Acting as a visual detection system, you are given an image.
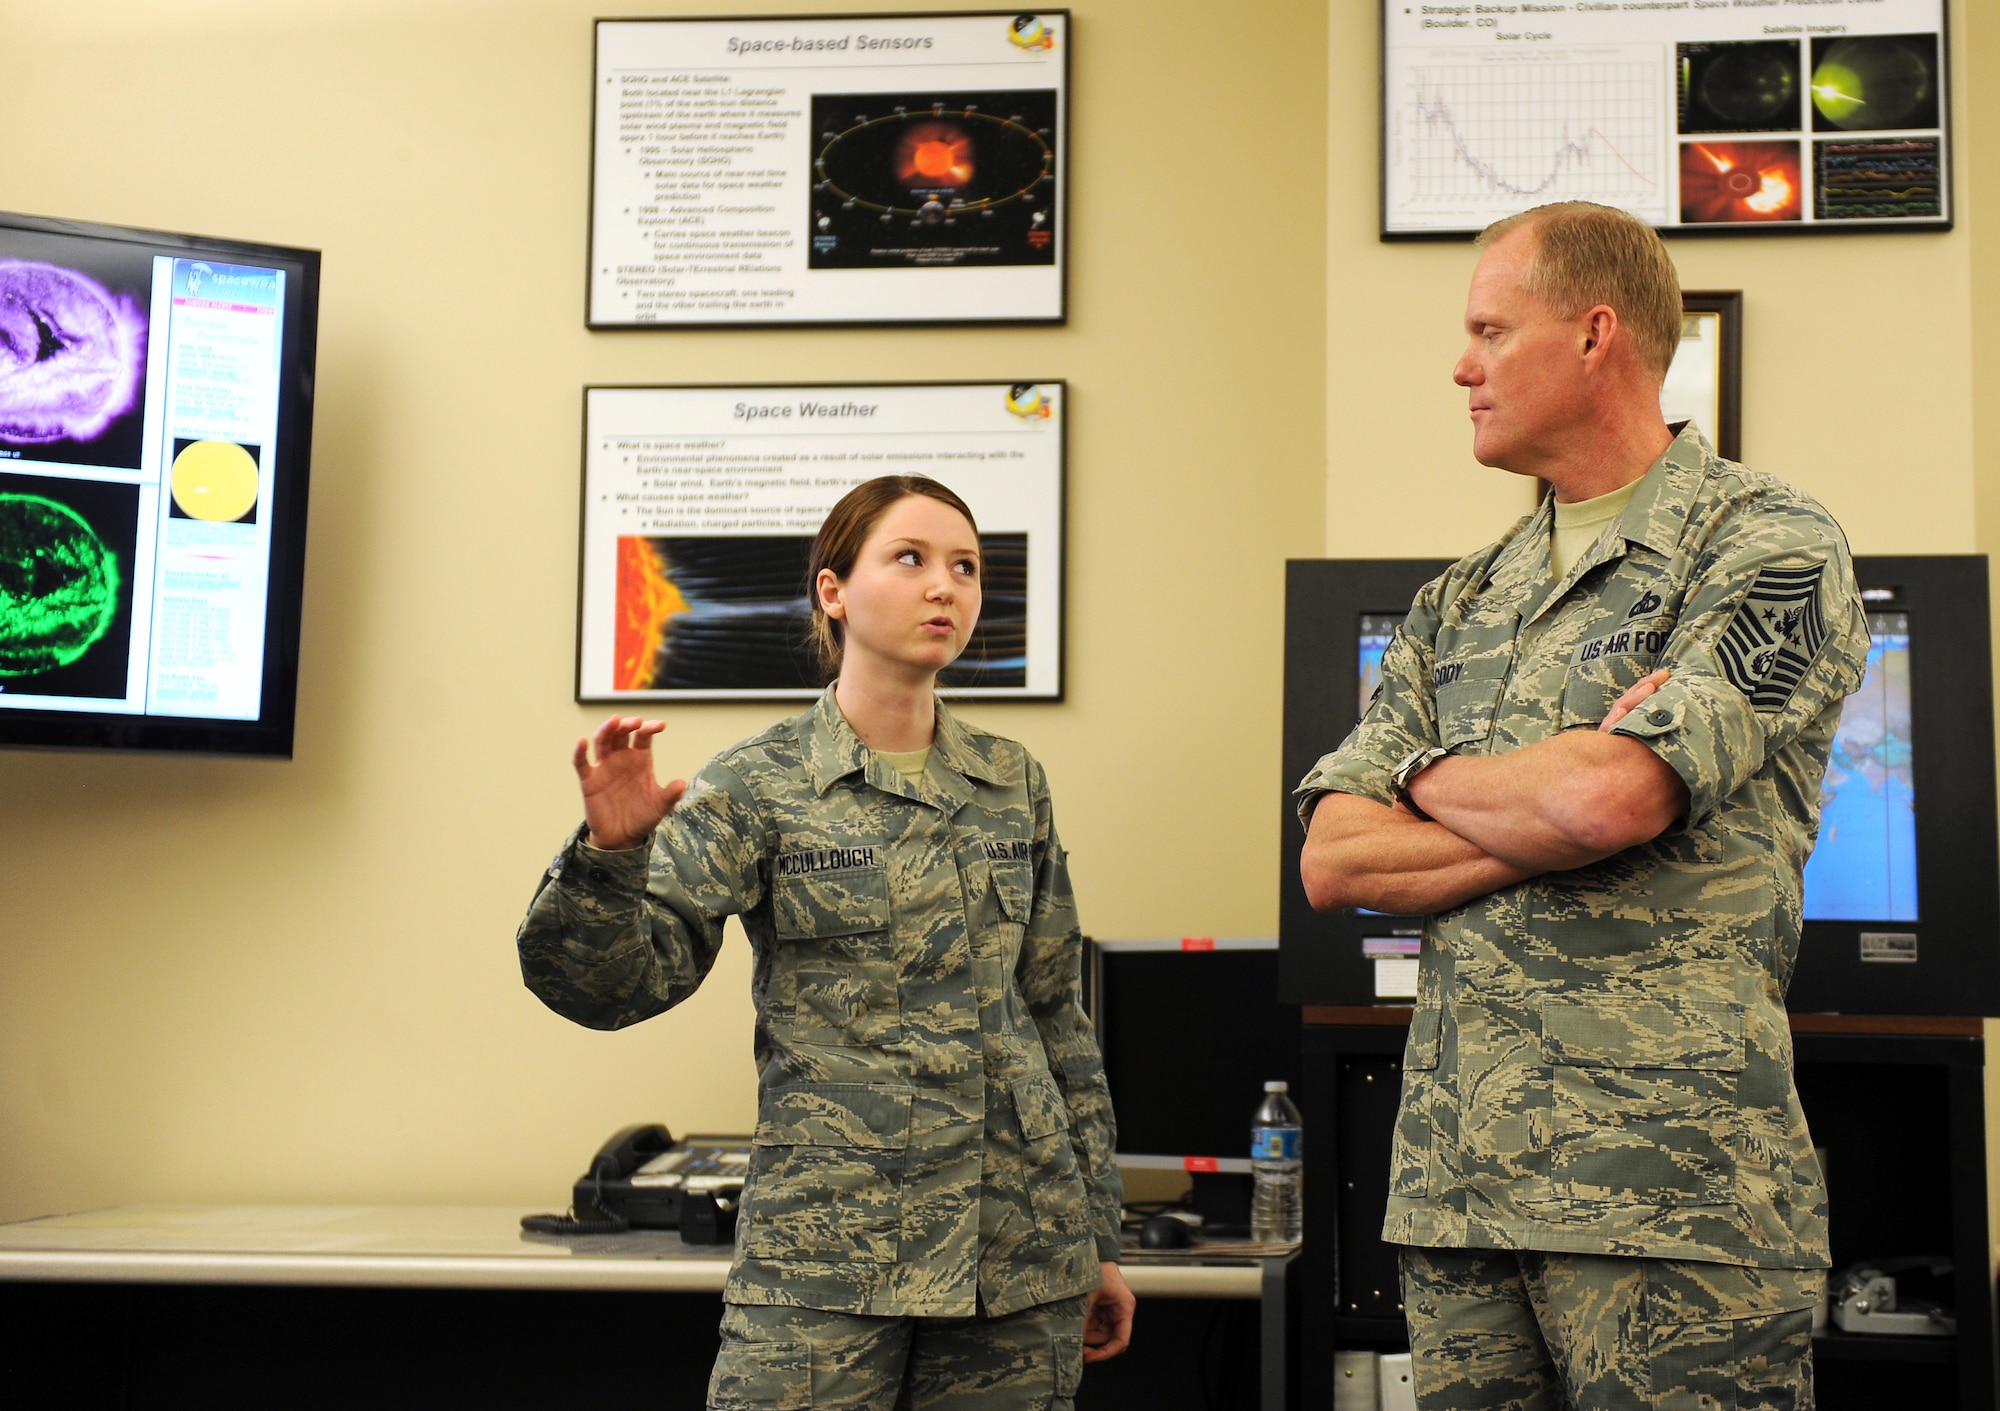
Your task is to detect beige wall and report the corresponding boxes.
[0,0,1328,1221]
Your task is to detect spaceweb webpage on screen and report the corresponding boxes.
[0,238,284,720]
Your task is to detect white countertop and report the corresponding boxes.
[0,1205,1266,1298]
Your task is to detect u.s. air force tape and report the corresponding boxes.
[1717,560,1827,711]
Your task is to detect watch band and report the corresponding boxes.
[1390,745,1449,820]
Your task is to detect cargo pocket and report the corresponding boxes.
[709,1339,812,1410]
[739,1083,913,1263]
[1389,1004,1441,1198]
[792,959,902,1046]
[1014,1072,1089,1241]
[1541,995,1744,1206]
[1052,1331,1083,1405]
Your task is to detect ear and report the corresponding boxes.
[815,567,846,621]
[1579,305,1618,366]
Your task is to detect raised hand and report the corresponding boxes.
[574,716,688,851]
[1600,667,1671,733]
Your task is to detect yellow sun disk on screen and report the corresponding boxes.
[170,441,259,521]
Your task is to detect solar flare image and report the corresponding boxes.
[1680,141,1802,223]
[899,123,975,188]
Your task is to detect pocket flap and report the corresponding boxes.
[1540,996,1745,1071]
[710,1339,812,1410]
[1436,677,1505,747]
[992,862,1034,923]
[1012,1072,1071,1142]
[1405,1004,1442,1071]
[753,1083,914,1148]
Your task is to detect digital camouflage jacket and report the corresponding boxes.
[518,689,1122,1316]
[1296,425,1868,1269]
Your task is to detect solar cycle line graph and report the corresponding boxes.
[1389,53,1669,226]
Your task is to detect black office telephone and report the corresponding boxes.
[521,1124,752,1243]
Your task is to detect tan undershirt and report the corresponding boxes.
[876,746,931,782]
[1550,477,1643,580]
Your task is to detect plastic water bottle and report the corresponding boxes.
[1250,1079,1303,1243]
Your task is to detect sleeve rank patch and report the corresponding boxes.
[1718,561,1828,711]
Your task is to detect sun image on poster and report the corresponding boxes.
[1679,140,1802,223]
[579,382,1064,701]
[614,533,1027,692]
[1677,41,1801,136]
[809,89,1057,270]
[1810,34,1939,133]
[0,233,153,473]
[1804,612,1917,922]
[0,469,140,699]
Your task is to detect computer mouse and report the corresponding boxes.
[1139,1214,1193,1250]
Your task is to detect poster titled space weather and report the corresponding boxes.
[1383,0,1949,234]
[589,13,1068,326]
[577,382,1066,701]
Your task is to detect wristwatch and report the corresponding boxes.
[1390,745,1450,820]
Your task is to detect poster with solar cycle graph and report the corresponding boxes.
[1382,0,1949,235]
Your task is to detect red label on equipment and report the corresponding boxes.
[1181,937,1216,951]
[1184,1156,1220,1173]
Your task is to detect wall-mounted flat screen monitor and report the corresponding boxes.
[1283,557,1998,1017]
[1089,937,1300,1174]
[0,211,319,755]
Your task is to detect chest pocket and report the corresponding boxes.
[772,846,891,941]
[773,845,899,1047]
[1559,617,1677,729]
[1436,671,1508,749]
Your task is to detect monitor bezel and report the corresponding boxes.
[0,210,321,758]
[1088,936,1301,1173]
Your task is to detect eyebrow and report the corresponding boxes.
[886,535,981,558]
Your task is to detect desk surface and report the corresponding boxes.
[0,1206,1266,1298]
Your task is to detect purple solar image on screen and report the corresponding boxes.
[0,260,147,447]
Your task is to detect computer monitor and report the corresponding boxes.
[1280,557,1999,1016]
[0,210,320,755]
[1089,937,1301,1175]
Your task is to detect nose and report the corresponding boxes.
[1454,345,1480,388]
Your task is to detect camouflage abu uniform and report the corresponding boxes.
[518,689,1121,1402]
[1296,427,1867,1406]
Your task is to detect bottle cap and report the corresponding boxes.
[1264,1080,1288,1092]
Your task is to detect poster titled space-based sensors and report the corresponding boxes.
[589,13,1067,326]
[578,383,1065,700]
[1382,0,1948,234]
[0,233,284,720]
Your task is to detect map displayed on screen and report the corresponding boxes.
[1803,612,1917,921]
[1354,609,1918,921]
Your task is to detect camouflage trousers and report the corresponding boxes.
[708,1295,1088,1410]
[1399,1247,1821,1410]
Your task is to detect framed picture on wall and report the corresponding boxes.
[1379,0,1950,237]
[588,12,1070,327]
[1663,290,1742,461]
[577,381,1066,702]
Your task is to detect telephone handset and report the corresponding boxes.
[520,1123,752,1243]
